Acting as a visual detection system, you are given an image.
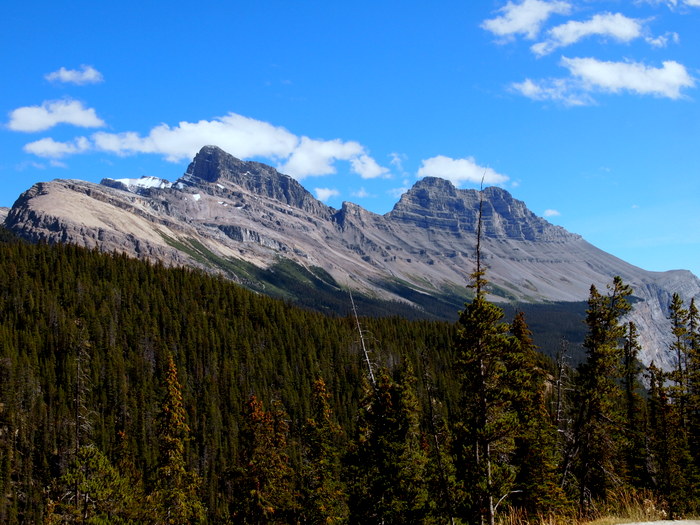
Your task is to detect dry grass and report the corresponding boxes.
[495,488,670,525]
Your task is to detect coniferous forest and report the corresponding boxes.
[1,227,699,524]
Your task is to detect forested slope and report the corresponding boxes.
[0,231,457,522]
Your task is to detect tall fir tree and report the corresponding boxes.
[573,277,631,512]
[227,394,296,524]
[346,366,431,524]
[300,377,348,524]
[508,311,566,515]
[150,354,205,524]
[621,321,648,487]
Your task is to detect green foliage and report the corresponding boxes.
[346,367,432,524]
[2,234,700,522]
[226,395,296,524]
[572,278,632,510]
[44,444,143,524]
[150,354,205,524]
[300,378,348,524]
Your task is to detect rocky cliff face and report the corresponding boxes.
[4,145,698,368]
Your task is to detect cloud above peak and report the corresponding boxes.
[45,65,104,85]
[417,156,509,186]
[482,0,572,40]
[22,112,390,181]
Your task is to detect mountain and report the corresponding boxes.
[5,145,698,367]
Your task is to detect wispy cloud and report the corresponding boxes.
[482,0,572,40]
[8,99,105,132]
[45,65,104,85]
[513,57,695,104]
[531,13,645,56]
[544,209,561,217]
[563,57,694,98]
[417,155,509,186]
[352,187,374,198]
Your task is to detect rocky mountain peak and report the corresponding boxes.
[180,145,324,213]
[389,178,575,243]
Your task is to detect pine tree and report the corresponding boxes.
[150,354,205,524]
[621,321,647,487]
[346,366,430,524]
[669,293,689,428]
[452,277,517,525]
[44,444,142,524]
[508,311,566,515]
[646,363,697,517]
[687,298,700,468]
[300,377,348,524]
[227,394,296,524]
[573,277,631,512]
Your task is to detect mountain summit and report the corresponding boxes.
[5,145,699,367]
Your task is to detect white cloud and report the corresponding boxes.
[544,209,561,217]
[93,113,298,162]
[8,99,105,132]
[645,31,680,47]
[45,65,104,85]
[514,58,695,104]
[562,57,695,99]
[278,136,362,178]
[482,0,572,40]
[417,155,509,186]
[350,154,390,179]
[532,13,645,56]
[388,186,410,199]
[511,77,593,105]
[352,187,374,198]
[314,188,340,201]
[23,136,91,158]
[23,112,389,180]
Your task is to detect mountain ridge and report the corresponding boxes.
[4,145,699,368]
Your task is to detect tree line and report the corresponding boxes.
[0,229,698,523]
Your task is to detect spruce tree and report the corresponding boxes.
[228,394,296,524]
[346,366,430,524]
[621,321,647,487]
[300,377,348,524]
[150,354,205,524]
[573,277,631,512]
[508,311,566,514]
[452,274,517,525]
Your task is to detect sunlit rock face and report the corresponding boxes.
[6,145,699,369]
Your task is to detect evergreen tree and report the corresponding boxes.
[150,354,205,524]
[646,363,697,517]
[227,394,296,524]
[508,311,566,515]
[346,366,431,524]
[687,298,700,468]
[44,444,142,524]
[669,293,689,427]
[452,271,517,525]
[300,377,348,524]
[621,321,647,487]
[573,277,631,512]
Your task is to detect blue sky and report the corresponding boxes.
[2,0,700,276]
